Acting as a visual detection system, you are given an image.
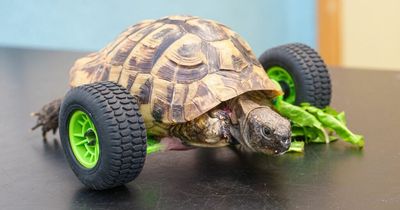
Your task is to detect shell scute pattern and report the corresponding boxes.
[69,16,280,125]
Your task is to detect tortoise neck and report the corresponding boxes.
[228,91,273,144]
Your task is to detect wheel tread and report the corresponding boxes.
[60,81,147,190]
[259,43,332,107]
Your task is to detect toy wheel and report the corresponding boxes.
[59,81,147,190]
[259,43,332,108]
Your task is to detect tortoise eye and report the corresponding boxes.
[261,127,272,138]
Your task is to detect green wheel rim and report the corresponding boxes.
[267,66,296,104]
[68,110,100,169]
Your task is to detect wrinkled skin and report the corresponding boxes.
[31,98,61,140]
[218,93,292,155]
[171,93,292,155]
[242,107,291,154]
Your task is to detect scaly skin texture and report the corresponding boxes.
[31,98,61,140]
[169,108,232,147]
[169,91,291,154]
[229,92,291,154]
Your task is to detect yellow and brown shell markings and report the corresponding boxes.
[69,15,281,126]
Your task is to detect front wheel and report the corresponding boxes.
[59,81,147,190]
[259,43,332,108]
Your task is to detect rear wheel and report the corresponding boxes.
[259,43,332,108]
[59,81,147,190]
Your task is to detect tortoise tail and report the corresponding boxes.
[31,98,62,140]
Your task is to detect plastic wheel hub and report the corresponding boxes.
[267,66,296,104]
[68,110,100,169]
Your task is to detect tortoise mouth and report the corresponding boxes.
[257,148,287,155]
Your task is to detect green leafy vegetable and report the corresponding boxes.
[301,104,364,148]
[146,137,163,154]
[322,105,347,125]
[274,99,329,144]
[288,141,305,153]
[273,99,364,153]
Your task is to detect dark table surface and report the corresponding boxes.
[0,47,399,210]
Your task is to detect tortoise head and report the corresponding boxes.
[241,106,291,155]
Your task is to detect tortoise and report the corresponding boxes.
[32,15,331,190]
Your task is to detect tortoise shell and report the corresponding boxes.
[69,15,281,124]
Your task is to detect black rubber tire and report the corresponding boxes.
[259,43,332,108]
[59,81,147,190]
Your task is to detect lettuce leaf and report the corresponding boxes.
[146,137,163,154]
[273,99,364,152]
[301,104,364,148]
[274,100,329,144]
[288,141,305,153]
